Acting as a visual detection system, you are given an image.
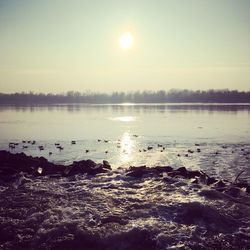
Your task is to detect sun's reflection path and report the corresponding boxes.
[112,116,136,122]
[120,132,134,163]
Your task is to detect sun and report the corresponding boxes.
[119,32,134,50]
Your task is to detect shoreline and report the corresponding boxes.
[1,150,249,194]
[0,150,250,249]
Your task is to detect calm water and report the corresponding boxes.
[1,103,250,141]
[0,103,250,178]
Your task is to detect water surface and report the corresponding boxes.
[1,103,250,141]
[0,103,250,179]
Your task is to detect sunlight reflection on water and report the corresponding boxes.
[120,132,134,163]
[111,116,136,122]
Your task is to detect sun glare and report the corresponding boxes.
[119,32,134,50]
[120,132,134,163]
[112,116,136,122]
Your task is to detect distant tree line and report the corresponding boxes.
[0,89,250,104]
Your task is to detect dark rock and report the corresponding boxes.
[162,176,177,184]
[103,160,111,170]
[0,150,110,179]
[64,159,109,176]
[147,146,153,150]
[0,150,62,177]
[0,166,18,176]
[206,177,217,185]
[188,170,201,178]
[169,167,188,178]
[127,166,147,178]
[177,167,187,173]
[153,166,173,173]
[127,165,174,178]
[85,159,98,168]
[63,166,73,176]
[91,163,106,173]
[129,165,146,171]
[167,167,201,179]
[127,169,145,178]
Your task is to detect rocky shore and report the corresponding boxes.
[0,150,111,180]
[0,150,250,249]
[0,150,249,194]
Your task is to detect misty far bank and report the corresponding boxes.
[0,89,250,105]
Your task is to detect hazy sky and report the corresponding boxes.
[0,0,249,93]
